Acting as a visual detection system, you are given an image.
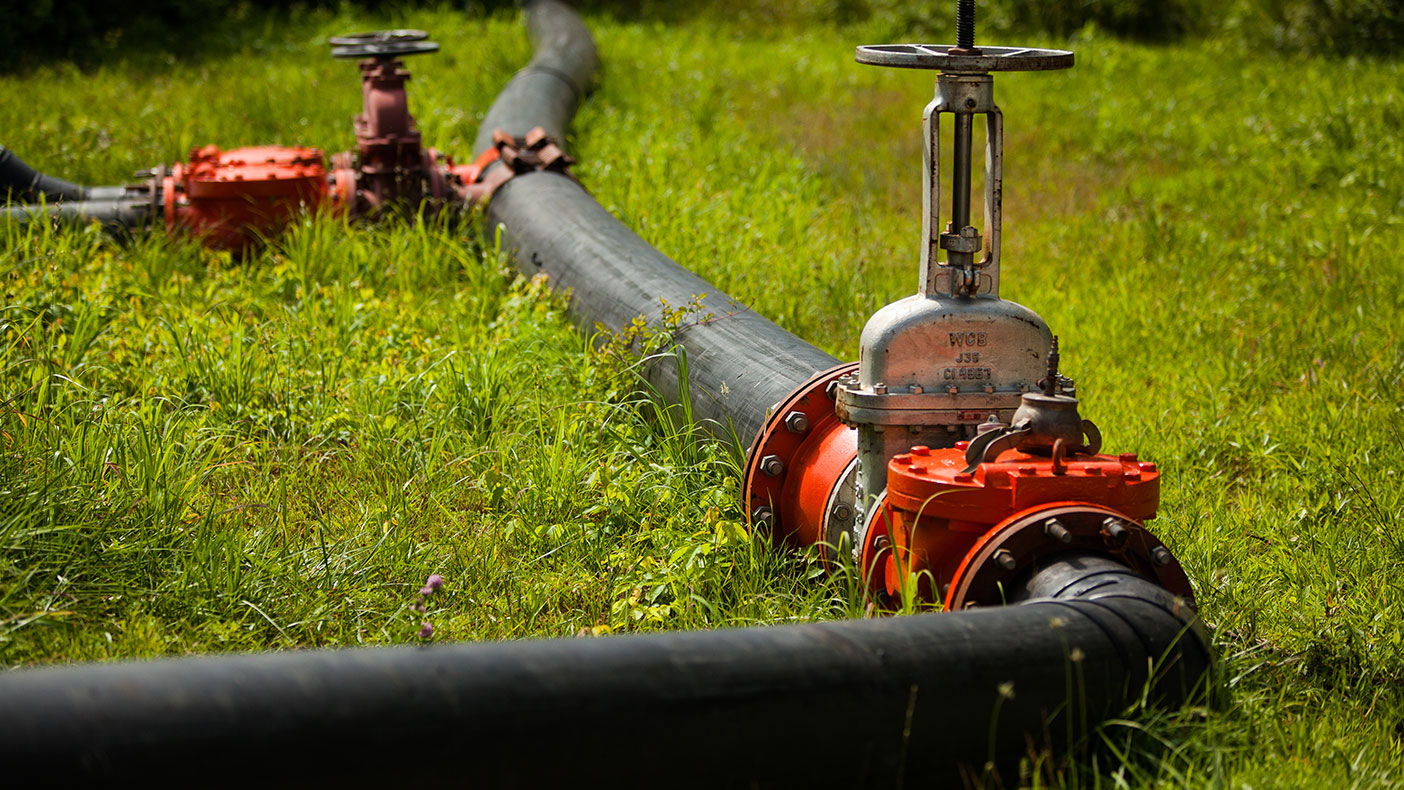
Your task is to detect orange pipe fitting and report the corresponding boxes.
[742,362,859,563]
[865,441,1194,610]
[163,145,331,252]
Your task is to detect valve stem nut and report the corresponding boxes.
[993,549,1017,571]
[783,411,810,435]
[1043,518,1073,544]
[1101,517,1129,548]
[759,455,784,477]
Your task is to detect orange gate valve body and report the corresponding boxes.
[163,145,331,253]
[869,441,1189,609]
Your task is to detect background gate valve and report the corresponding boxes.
[327,30,456,216]
[4,28,506,253]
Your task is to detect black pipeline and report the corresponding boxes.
[0,1,1212,785]
[478,1,838,445]
[0,556,1207,787]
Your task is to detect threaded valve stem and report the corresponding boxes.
[956,0,976,50]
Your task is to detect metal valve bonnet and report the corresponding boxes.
[836,1,1074,534]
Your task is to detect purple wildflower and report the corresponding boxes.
[417,622,434,639]
[420,573,445,595]
[411,599,425,613]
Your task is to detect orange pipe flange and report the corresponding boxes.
[742,362,858,562]
[945,502,1196,610]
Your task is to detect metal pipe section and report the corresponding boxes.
[0,559,1209,787]
[951,113,973,229]
[0,144,127,203]
[2,196,150,230]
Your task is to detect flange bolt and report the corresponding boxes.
[760,455,785,477]
[784,411,810,434]
[752,506,774,527]
[1101,517,1129,548]
[1151,546,1174,566]
[1043,518,1073,544]
[993,549,1018,570]
[830,502,855,523]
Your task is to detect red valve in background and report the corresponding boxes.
[142,30,481,254]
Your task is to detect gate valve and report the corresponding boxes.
[328,30,452,215]
[837,2,1074,558]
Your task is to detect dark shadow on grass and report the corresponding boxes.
[1,0,520,75]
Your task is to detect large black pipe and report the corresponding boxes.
[0,3,1213,784]
[0,558,1207,787]
[487,173,840,443]
[480,2,839,444]
[473,0,599,154]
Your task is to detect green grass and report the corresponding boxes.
[5,4,1404,787]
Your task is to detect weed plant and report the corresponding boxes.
[3,3,1404,787]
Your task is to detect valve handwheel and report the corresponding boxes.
[854,44,1073,73]
[329,30,440,59]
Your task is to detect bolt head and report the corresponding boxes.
[993,549,1018,570]
[783,411,810,434]
[1151,546,1173,566]
[830,502,854,522]
[751,506,774,526]
[760,454,784,477]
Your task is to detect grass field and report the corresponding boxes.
[4,3,1404,786]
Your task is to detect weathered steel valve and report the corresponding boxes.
[742,2,1194,614]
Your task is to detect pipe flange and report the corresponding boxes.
[820,456,860,563]
[946,503,1195,611]
[742,362,857,545]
